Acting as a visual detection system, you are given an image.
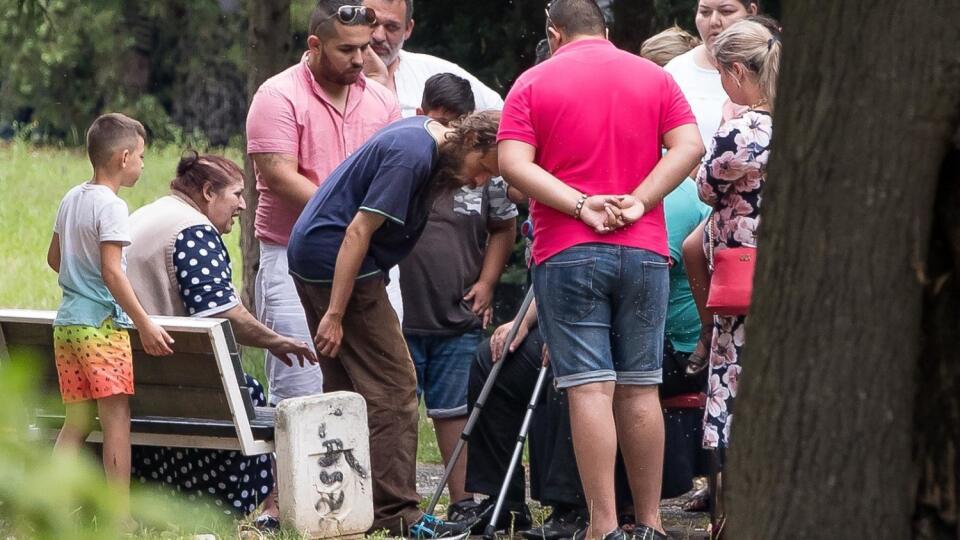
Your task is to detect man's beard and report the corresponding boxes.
[318,49,361,86]
[372,40,400,67]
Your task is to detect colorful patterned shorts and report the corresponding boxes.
[53,319,134,403]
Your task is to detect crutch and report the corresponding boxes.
[482,361,550,540]
[412,287,537,536]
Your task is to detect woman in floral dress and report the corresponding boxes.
[696,19,781,451]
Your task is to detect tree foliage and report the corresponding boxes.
[0,0,778,145]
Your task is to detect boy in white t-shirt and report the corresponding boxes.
[46,113,174,511]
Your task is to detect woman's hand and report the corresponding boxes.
[314,313,344,359]
[269,337,318,367]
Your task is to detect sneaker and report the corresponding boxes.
[410,514,472,539]
[571,527,630,540]
[520,506,589,540]
[446,497,533,535]
[447,498,484,523]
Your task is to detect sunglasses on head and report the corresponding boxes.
[324,5,377,27]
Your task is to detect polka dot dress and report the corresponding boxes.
[173,225,239,316]
[131,375,274,516]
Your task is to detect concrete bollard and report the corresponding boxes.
[275,391,373,539]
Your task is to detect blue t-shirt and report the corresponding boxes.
[287,116,439,284]
[664,178,712,353]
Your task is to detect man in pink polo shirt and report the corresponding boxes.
[498,1,704,539]
[246,0,401,406]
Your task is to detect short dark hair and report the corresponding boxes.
[421,73,475,118]
[546,0,605,38]
[170,151,244,199]
[86,113,146,169]
[309,0,364,38]
[394,0,414,24]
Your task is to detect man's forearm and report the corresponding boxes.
[477,221,517,286]
[252,154,318,209]
[326,228,370,319]
[268,173,318,209]
[631,141,704,208]
[502,160,581,214]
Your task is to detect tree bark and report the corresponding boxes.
[241,0,291,310]
[724,2,960,538]
[611,0,657,54]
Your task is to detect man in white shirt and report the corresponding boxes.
[363,0,504,322]
[362,0,503,115]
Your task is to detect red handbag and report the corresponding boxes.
[705,219,756,316]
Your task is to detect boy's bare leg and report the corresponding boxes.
[434,416,471,503]
[98,394,131,512]
[567,381,618,538]
[55,400,96,454]
[613,385,665,532]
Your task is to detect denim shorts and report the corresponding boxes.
[406,330,483,418]
[532,243,669,389]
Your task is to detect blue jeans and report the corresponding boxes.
[406,330,483,418]
[532,243,669,389]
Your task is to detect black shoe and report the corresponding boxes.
[252,514,280,531]
[447,498,484,523]
[571,527,630,540]
[410,514,472,539]
[520,506,589,540]
[632,525,672,540]
[447,497,532,535]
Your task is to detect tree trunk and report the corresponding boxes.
[611,0,656,54]
[724,2,960,538]
[241,0,291,310]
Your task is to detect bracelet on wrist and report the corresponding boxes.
[573,194,588,220]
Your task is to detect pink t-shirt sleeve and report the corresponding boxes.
[246,87,299,156]
[659,73,697,136]
[497,77,536,147]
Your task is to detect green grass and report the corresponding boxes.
[0,141,441,465]
[0,141,245,309]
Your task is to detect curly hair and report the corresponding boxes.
[430,110,501,194]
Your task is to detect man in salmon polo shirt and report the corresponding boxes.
[246,0,400,406]
[497,1,704,539]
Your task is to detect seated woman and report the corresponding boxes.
[125,152,316,523]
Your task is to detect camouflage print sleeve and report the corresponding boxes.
[486,178,519,222]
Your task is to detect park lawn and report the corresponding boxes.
[0,142,442,465]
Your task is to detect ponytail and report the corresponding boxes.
[713,19,782,109]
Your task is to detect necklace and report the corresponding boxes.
[750,97,769,110]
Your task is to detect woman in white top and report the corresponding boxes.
[665,0,760,374]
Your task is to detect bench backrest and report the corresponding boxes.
[0,309,273,455]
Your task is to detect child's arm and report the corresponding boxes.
[100,241,174,356]
[47,233,61,273]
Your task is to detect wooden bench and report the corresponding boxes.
[0,309,274,456]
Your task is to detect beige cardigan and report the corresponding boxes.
[126,192,216,317]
